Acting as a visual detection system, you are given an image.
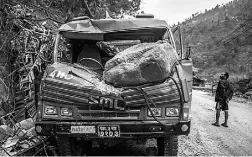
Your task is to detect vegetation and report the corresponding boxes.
[176,0,252,81]
[0,0,141,115]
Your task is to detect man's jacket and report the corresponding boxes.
[215,79,234,102]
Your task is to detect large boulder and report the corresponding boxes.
[236,82,248,94]
[103,40,178,87]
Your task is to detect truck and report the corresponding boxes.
[35,15,193,156]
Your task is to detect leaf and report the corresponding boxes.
[41,21,47,26]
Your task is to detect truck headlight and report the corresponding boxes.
[61,108,73,117]
[45,105,57,115]
[148,108,162,117]
[165,107,179,116]
[183,107,190,119]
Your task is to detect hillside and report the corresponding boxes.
[178,0,252,81]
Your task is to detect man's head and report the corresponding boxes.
[220,72,229,80]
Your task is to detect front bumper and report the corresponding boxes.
[35,120,191,138]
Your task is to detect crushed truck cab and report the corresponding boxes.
[35,16,193,156]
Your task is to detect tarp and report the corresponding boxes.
[58,18,169,40]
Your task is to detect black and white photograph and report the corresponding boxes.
[0,0,252,156]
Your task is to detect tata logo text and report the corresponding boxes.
[49,70,73,80]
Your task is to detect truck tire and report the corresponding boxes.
[157,135,178,156]
[56,135,72,156]
[146,147,158,156]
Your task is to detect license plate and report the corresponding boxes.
[98,125,120,137]
[70,126,96,133]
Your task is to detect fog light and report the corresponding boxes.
[181,124,188,132]
[36,126,42,133]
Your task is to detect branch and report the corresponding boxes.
[12,17,64,24]
[0,23,14,51]
[81,0,94,19]
[0,77,8,93]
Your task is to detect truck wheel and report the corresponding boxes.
[56,135,72,156]
[157,135,178,156]
[146,147,158,156]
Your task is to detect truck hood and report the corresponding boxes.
[43,62,121,96]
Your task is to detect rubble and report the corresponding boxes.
[244,90,252,99]
[14,118,34,131]
[0,118,51,156]
[0,125,13,141]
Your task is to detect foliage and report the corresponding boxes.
[0,0,141,114]
[176,0,252,80]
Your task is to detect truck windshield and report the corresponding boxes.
[54,28,174,65]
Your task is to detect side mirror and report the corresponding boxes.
[185,46,191,59]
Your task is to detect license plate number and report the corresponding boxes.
[98,125,120,137]
[71,126,95,133]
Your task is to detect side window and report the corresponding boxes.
[58,37,72,63]
[163,29,176,50]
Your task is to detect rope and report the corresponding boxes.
[122,62,184,126]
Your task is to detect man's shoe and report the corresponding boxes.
[221,123,228,127]
[212,122,220,127]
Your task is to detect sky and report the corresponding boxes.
[141,0,234,25]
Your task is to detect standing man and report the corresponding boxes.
[212,72,234,127]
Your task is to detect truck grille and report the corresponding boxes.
[42,78,141,120]
[122,79,181,106]
[77,105,140,119]
[42,76,181,120]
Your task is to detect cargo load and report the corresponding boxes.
[103,40,179,87]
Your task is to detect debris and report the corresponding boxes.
[0,125,13,141]
[16,130,27,138]
[94,81,122,96]
[234,91,242,97]
[26,127,36,137]
[245,91,252,96]
[1,137,19,148]
[14,118,34,131]
[0,118,51,156]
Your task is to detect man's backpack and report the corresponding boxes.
[222,81,233,101]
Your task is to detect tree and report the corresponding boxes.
[31,0,141,20]
[0,0,141,113]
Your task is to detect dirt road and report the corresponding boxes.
[179,90,252,156]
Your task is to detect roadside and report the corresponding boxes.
[179,90,252,156]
